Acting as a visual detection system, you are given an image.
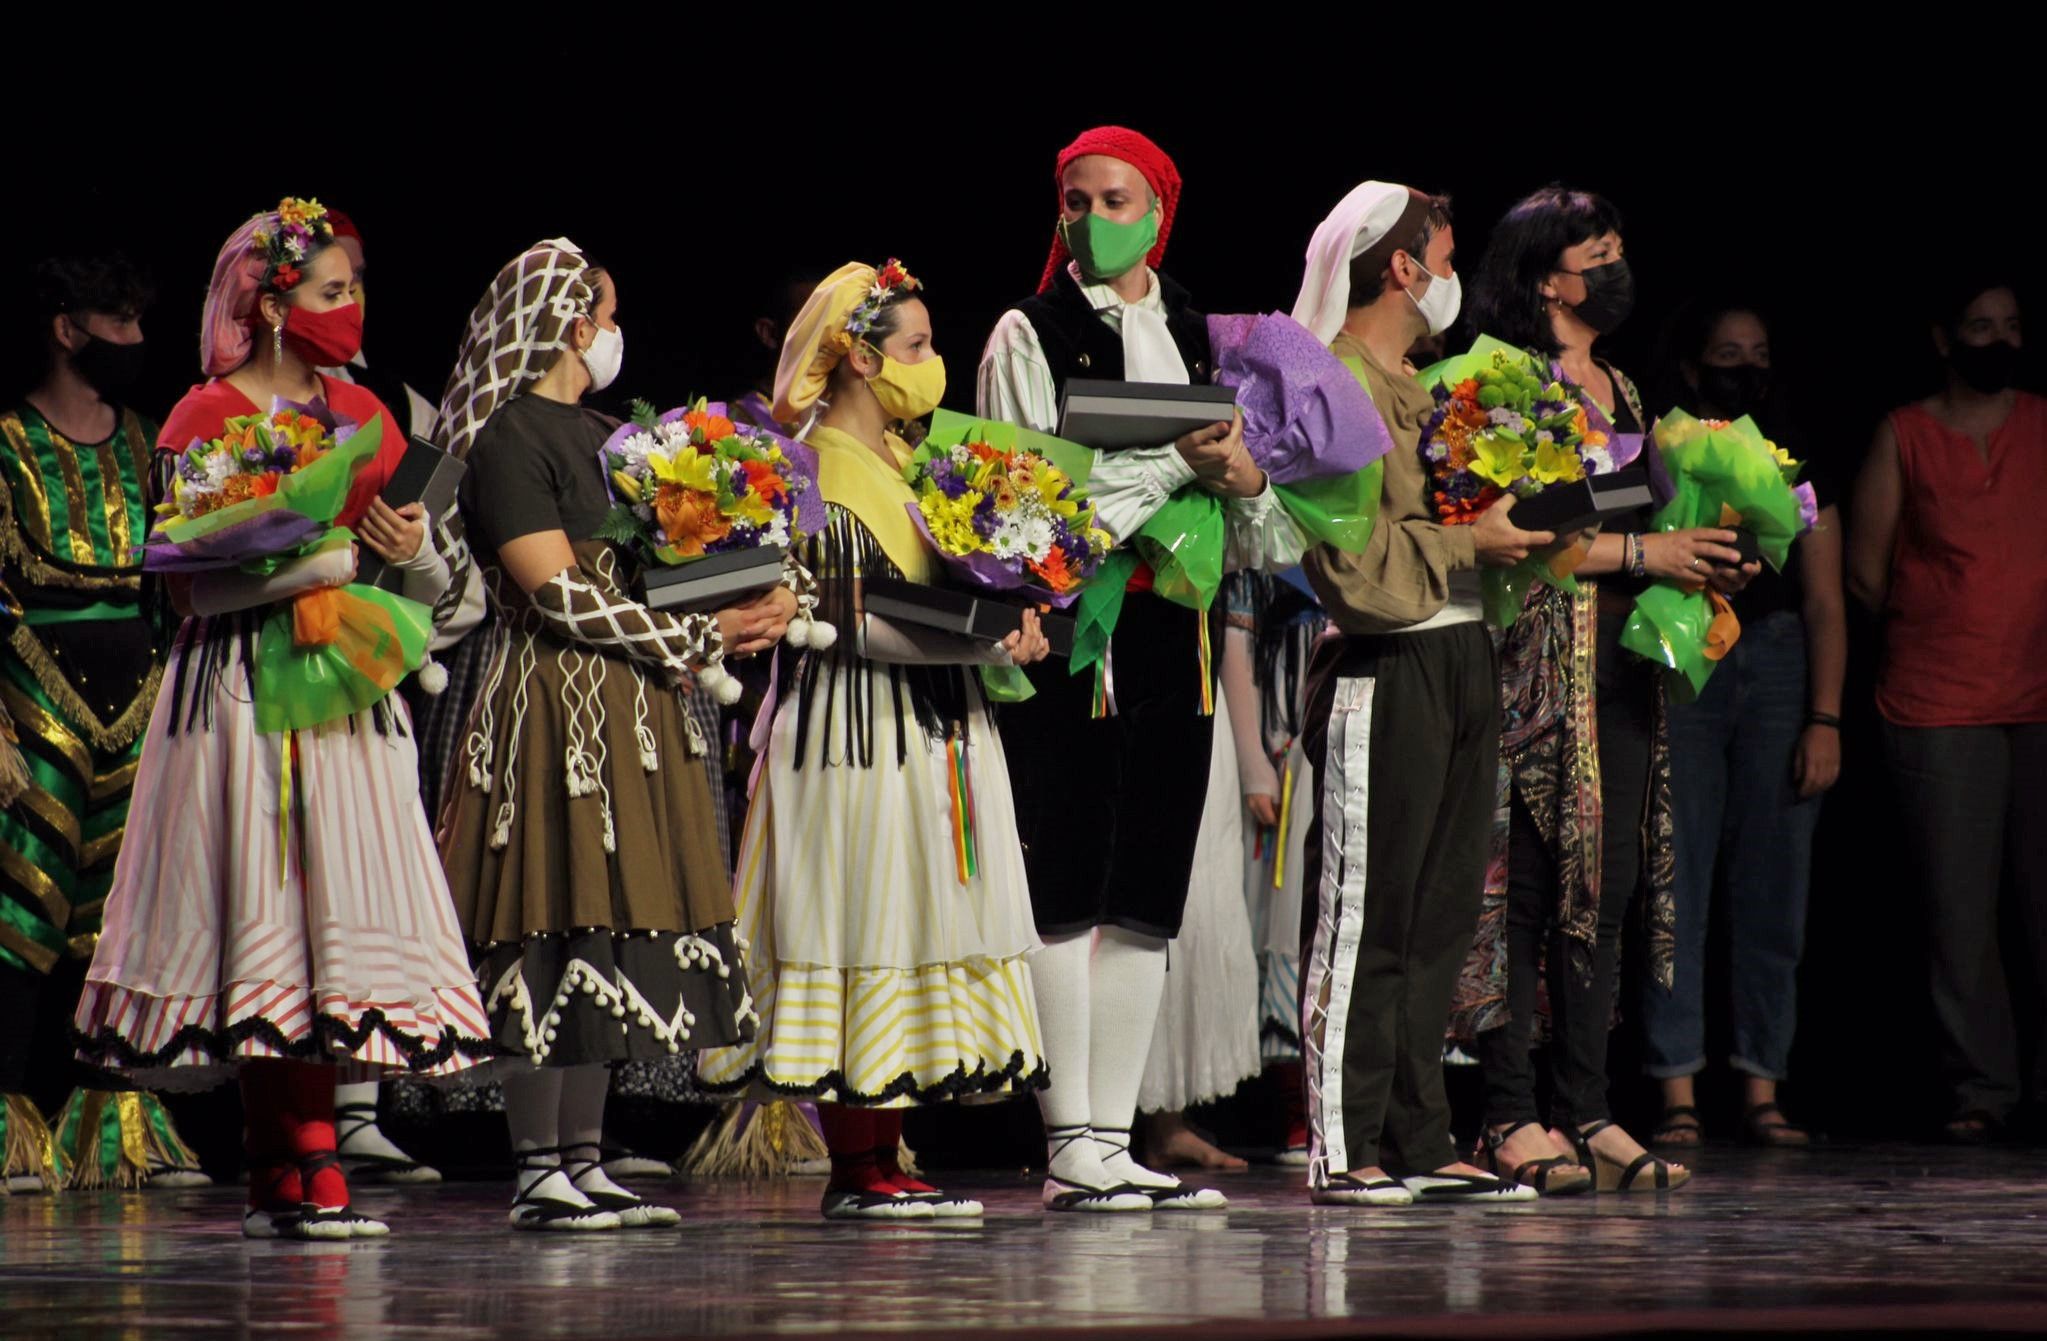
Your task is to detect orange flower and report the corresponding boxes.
[654,484,731,557]
[740,459,787,501]
[682,410,737,444]
[1030,546,1075,593]
[251,474,280,499]
[968,441,1001,462]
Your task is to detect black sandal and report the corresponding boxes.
[1651,1105,1705,1147]
[1040,1125,1149,1213]
[1478,1121,1592,1196]
[559,1144,681,1228]
[1568,1120,1690,1193]
[335,1101,441,1184]
[1741,1103,1811,1148]
[286,1152,389,1239]
[511,1147,622,1232]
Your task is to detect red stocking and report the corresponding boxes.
[277,1062,348,1209]
[817,1104,889,1196]
[239,1062,301,1211]
[1271,1059,1308,1151]
[872,1110,936,1195]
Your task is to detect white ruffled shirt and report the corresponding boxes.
[976,264,1304,570]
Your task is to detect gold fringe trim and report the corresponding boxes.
[0,412,146,596]
[0,920,58,974]
[1,1092,59,1191]
[0,676,91,785]
[679,1101,830,1178]
[66,930,97,960]
[6,624,162,755]
[55,1089,197,1191]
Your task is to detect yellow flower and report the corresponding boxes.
[1767,440,1798,470]
[1529,439,1587,486]
[647,448,718,493]
[730,490,774,527]
[613,471,645,504]
[1469,431,1528,488]
[919,490,984,555]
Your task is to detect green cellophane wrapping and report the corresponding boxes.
[1621,410,1805,700]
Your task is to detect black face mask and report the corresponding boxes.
[1566,256,1635,333]
[1695,362,1772,419]
[69,334,147,401]
[1948,338,2022,395]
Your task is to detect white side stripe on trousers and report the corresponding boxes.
[1302,675,1373,1188]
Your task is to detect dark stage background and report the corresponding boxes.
[4,70,2039,1158]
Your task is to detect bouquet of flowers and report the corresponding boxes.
[1620,409,1817,698]
[598,398,822,565]
[596,399,832,698]
[903,412,1110,606]
[1418,334,1646,626]
[144,400,429,735]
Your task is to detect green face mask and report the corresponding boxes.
[1060,208,1159,282]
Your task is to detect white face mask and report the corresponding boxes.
[1405,260,1462,336]
[581,323,624,392]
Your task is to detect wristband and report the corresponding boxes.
[1807,712,1841,729]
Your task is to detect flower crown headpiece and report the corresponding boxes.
[844,259,921,342]
[250,197,335,293]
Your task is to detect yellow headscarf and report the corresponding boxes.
[776,263,936,581]
[772,262,875,425]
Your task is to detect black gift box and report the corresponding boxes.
[356,436,467,590]
[1055,380,1238,452]
[1507,467,1654,534]
[862,578,1075,657]
[640,546,786,612]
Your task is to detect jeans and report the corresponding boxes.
[1644,610,1819,1081]
[1881,718,2047,1121]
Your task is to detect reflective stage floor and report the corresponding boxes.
[4,1145,2046,1339]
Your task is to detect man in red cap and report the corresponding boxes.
[978,126,1303,1214]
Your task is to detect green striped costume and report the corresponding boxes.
[0,402,199,1190]
[0,404,160,976]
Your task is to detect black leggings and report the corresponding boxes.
[1477,612,1655,1129]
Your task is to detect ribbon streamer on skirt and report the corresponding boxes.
[945,734,978,885]
[1272,749,1296,892]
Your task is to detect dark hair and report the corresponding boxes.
[1466,185,1624,356]
[1653,296,1771,416]
[31,251,154,329]
[1347,191,1453,305]
[1927,269,2019,334]
[858,285,927,351]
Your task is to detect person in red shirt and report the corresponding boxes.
[72,199,493,1239]
[1850,274,2047,1144]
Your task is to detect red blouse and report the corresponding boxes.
[1878,392,2047,727]
[156,374,406,531]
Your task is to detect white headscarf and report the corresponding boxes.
[1291,182,1418,345]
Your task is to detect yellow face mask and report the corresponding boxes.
[864,349,946,422]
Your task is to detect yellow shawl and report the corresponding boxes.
[809,424,935,584]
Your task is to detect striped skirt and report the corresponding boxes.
[697,678,1046,1107]
[74,629,494,1090]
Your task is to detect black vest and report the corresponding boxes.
[1012,267,1212,400]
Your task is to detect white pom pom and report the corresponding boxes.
[417,657,449,695]
[785,619,810,650]
[699,662,744,706]
[807,618,838,651]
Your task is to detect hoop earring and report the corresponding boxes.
[272,324,284,361]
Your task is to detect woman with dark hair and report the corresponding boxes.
[1458,186,1756,1194]
[436,240,793,1231]
[1640,301,1845,1149]
[72,199,494,1239]
[698,261,1052,1222]
[1849,275,2047,1144]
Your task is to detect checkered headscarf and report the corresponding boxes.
[434,239,597,460]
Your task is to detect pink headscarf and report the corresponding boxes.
[199,215,272,376]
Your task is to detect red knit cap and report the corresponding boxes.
[326,208,362,246]
[1037,126,1182,293]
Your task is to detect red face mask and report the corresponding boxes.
[281,302,364,368]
